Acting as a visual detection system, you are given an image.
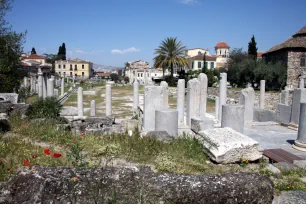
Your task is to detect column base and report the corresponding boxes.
[292,140,306,152]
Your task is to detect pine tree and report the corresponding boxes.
[248,35,258,60]
[31,47,36,54]
[57,45,62,60]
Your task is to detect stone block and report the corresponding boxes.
[143,86,164,132]
[276,104,292,124]
[0,93,18,104]
[253,108,277,122]
[186,78,200,126]
[191,117,214,134]
[290,88,306,125]
[122,119,139,131]
[221,105,244,133]
[155,109,178,136]
[239,87,255,123]
[196,127,263,164]
[146,131,172,143]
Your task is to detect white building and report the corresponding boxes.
[186,41,230,70]
[125,60,153,84]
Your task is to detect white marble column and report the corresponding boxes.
[106,84,112,116]
[215,96,219,119]
[260,80,265,109]
[43,75,47,99]
[177,79,185,124]
[23,76,28,87]
[218,73,227,121]
[198,73,208,118]
[78,87,84,117]
[133,80,139,113]
[90,100,96,116]
[160,81,169,109]
[186,78,201,126]
[38,71,43,98]
[61,77,65,96]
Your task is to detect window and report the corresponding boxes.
[74,65,77,71]
[63,72,66,77]
[205,62,208,69]
[82,72,84,78]
[70,72,72,76]
[301,57,306,67]
[192,62,194,69]
[198,51,202,55]
[58,65,61,69]
[138,73,140,77]
[198,62,201,69]
[220,50,221,55]
[210,62,214,69]
[70,64,72,71]
[63,65,66,69]
[82,64,84,69]
[141,73,143,77]
[59,72,61,75]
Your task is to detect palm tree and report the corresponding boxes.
[124,62,130,77]
[154,37,188,77]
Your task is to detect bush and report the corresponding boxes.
[18,86,31,103]
[123,76,129,83]
[28,97,62,119]
[163,75,177,87]
[110,73,119,82]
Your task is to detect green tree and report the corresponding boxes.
[248,35,258,60]
[154,37,188,77]
[31,47,36,54]
[0,0,26,93]
[110,73,119,82]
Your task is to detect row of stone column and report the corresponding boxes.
[76,84,112,117]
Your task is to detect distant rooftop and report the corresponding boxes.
[56,58,92,63]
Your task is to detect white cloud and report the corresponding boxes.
[69,48,103,55]
[111,47,140,54]
[179,0,198,5]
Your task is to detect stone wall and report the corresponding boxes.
[287,51,306,89]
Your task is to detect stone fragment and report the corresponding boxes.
[90,100,96,116]
[276,104,292,124]
[253,108,277,122]
[215,96,219,119]
[47,78,54,97]
[273,191,306,204]
[265,164,281,175]
[146,131,172,142]
[0,166,274,204]
[133,80,139,113]
[293,160,306,169]
[61,77,65,96]
[280,90,289,105]
[191,117,214,134]
[196,127,263,164]
[273,162,295,171]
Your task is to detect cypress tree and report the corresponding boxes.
[248,35,258,60]
[61,43,66,60]
[31,47,36,54]
[202,52,207,73]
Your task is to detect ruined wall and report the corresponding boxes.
[287,51,306,89]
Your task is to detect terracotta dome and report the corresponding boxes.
[215,41,230,48]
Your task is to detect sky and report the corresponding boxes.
[5,0,306,67]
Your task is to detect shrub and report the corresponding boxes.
[123,76,129,83]
[28,97,62,119]
[163,75,177,87]
[18,86,31,103]
[110,73,119,82]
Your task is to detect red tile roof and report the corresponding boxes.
[215,41,230,48]
[96,72,111,77]
[27,54,46,59]
[191,54,217,61]
[257,52,263,57]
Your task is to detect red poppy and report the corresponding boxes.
[32,155,37,159]
[23,159,30,166]
[81,133,86,137]
[52,153,62,158]
[7,168,11,172]
[73,139,77,143]
[44,149,51,155]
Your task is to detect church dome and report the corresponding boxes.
[215,41,230,48]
